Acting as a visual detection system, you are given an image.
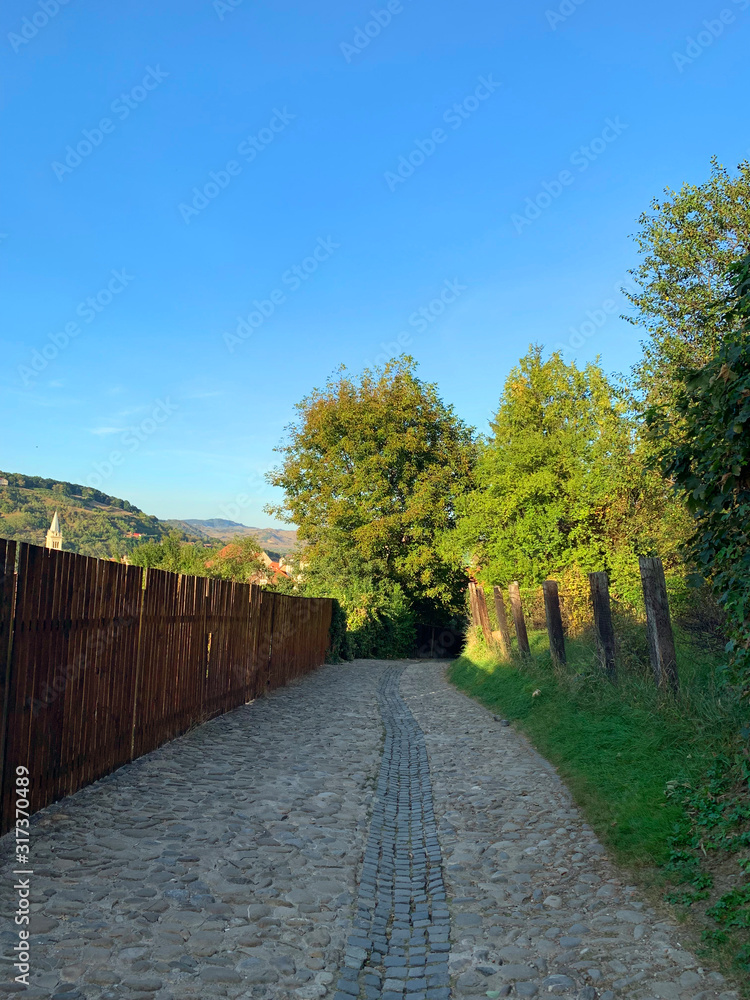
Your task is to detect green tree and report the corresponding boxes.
[454,347,689,587]
[647,256,750,700]
[267,357,476,627]
[128,533,184,571]
[627,158,750,412]
[205,538,264,582]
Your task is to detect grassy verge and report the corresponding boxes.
[449,629,749,983]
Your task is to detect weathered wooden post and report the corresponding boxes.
[508,581,530,656]
[639,556,679,694]
[468,580,493,645]
[542,579,566,667]
[492,586,512,660]
[589,571,617,681]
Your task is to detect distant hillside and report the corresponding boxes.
[0,471,296,561]
[169,518,298,555]
[0,471,174,559]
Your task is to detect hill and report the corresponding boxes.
[169,518,298,555]
[0,471,176,559]
[0,472,294,561]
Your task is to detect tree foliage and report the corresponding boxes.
[626,158,750,412]
[647,256,750,700]
[266,357,476,653]
[454,347,689,588]
[128,533,265,584]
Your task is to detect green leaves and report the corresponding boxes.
[627,159,750,417]
[647,254,750,702]
[266,356,476,623]
[454,346,687,587]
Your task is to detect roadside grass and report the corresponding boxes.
[449,628,749,985]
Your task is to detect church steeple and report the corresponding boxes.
[46,511,62,551]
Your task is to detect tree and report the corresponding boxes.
[647,256,750,700]
[266,357,476,623]
[627,158,750,413]
[128,533,185,572]
[205,538,264,582]
[454,347,689,587]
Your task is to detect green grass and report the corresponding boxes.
[449,629,742,868]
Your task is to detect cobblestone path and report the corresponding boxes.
[0,661,742,1000]
[336,666,450,1000]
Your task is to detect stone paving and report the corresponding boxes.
[0,660,743,1000]
[335,666,450,1000]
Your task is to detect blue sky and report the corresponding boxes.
[2,0,748,525]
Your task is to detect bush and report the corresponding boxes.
[344,583,416,660]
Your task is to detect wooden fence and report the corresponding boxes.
[469,557,680,692]
[0,539,333,835]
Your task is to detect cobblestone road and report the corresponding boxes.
[0,661,741,1000]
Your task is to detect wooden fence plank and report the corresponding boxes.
[639,556,679,694]
[508,581,530,656]
[542,580,566,668]
[468,581,493,644]
[589,571,617,682]
[492,586,512,660]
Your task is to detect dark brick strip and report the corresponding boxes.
[335,666,451,1000]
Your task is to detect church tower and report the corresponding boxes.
[46,511,63,551]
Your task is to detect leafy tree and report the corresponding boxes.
[454,347,690,588]
[627,158,750,413]
[266,357,476,644]
[204,538,264,582]
[128,534,268,584]
[647,256,750,701]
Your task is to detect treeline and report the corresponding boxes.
[265,159,750,683]
[0,471,143,512]
[127,533,278,587]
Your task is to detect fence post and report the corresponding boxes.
[639,556,679,694]
[589,571,617,682]
[492,587,512,660]
[468,581,493,645]
[508,581,530,656]
[542,580,566,667]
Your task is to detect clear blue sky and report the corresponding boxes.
[2,0,748,525]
